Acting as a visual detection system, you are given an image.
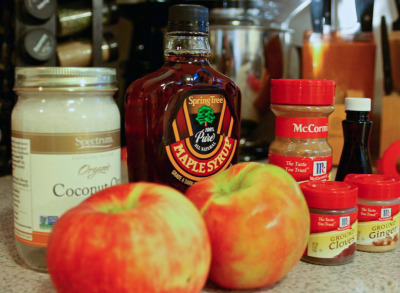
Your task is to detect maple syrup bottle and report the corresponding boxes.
[125,4,241,193]
[335,98,373,181]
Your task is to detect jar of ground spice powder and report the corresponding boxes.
[300,181,358,265]
[344,174,400,252]
[269,79,335,182]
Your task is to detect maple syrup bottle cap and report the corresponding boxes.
[168,4,209,33]
[345,97,371,111]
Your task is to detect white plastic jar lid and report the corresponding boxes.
[345,97,371,111]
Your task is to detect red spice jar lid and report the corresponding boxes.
[271,79,336,105]
[300,181,358,209]
[344,174,400,200]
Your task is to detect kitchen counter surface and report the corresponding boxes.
[1,172,400,293]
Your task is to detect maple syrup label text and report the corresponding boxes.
[166,93,237,185]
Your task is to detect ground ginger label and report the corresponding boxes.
[357,204,400,247]
[306,212,357,259]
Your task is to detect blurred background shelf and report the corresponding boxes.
[0,0,399,176]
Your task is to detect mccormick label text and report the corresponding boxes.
[268,153,332,182]
[275,117,329,139]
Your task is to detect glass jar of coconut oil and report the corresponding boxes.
[12,67,121,271]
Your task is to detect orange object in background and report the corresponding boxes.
[377,139,400,180]
[302,31,376,104]
[302,31,376,165]
[389,32,400,94]
[380,95,400,157]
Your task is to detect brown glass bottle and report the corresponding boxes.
[125,5,241,193]
[335,98,373,181]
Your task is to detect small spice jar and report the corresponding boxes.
[12,67,121,271]
[344,174,400,252]
[300,181,358,265]
[57,33,119,67]
[269,79,335,182]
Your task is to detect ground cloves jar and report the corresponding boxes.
[300,180,358,265]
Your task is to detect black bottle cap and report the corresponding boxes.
[22,0,56,21]
[22,28,56,62]
[167,4,209,33]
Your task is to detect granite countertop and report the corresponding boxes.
[1,171,400,293]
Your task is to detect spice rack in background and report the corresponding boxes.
[15,0,119,67]
[56,0,119,67]
[0,0,120,175]
[0,1,14,175]
[14,0,57,66]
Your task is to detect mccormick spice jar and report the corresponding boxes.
[269,79,335,182]
[344,174,400,252]
[12,67,121,271]
[300,181,358,265]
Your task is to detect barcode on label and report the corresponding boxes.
[381,208,391,218]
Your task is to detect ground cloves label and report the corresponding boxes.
[306,212,357,259]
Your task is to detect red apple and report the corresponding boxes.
[185,162,310,289]
[47,183,211,293]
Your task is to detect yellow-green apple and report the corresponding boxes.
[46,182,211,293]
[185,162,310,289]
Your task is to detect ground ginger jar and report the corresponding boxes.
[268,79,335,182]
[344,174,400,252]
[12,67,121,271]
[300,181,358,265]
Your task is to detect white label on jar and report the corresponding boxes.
[12,130,121,247]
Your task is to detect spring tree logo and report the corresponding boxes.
[196,106,215,127]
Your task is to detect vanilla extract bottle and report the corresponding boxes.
[335,98,373,181]
[125,4,241,193]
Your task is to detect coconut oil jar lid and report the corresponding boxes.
[14,67,117,92]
